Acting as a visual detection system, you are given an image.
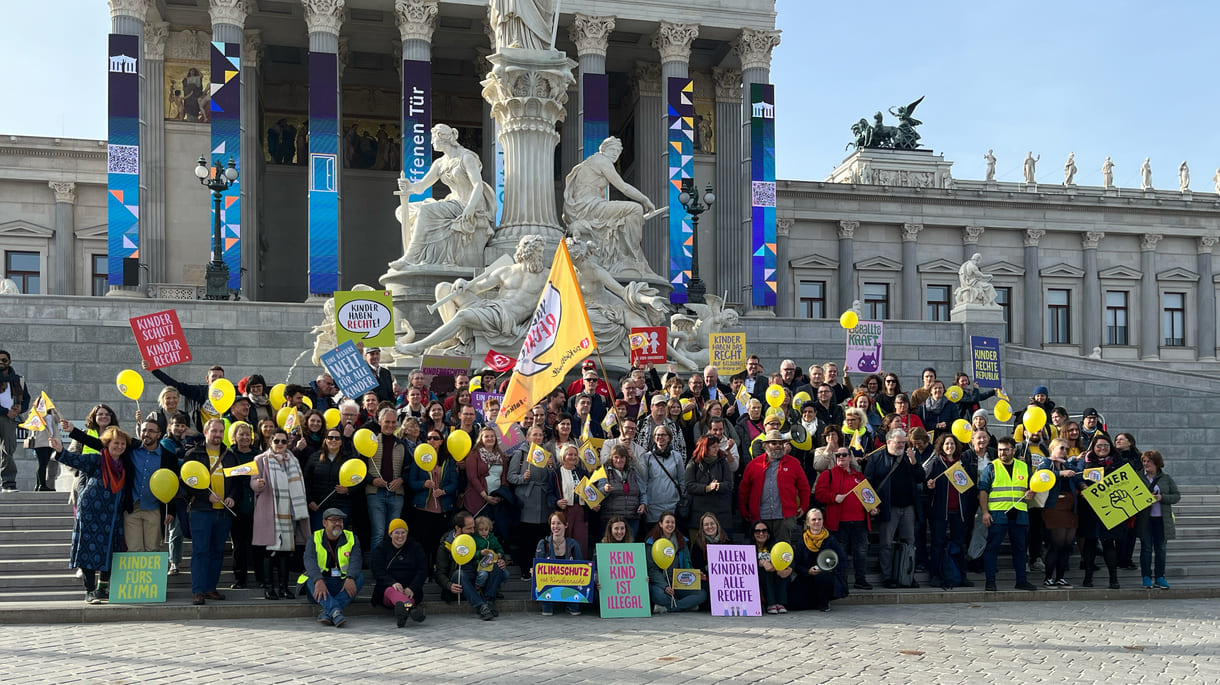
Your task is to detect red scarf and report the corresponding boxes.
[100,449,124,494]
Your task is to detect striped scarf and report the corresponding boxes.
[265,452,308,552]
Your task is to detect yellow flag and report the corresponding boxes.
[943,461,975,494]
[20,408,48,432]
[580,414,592,443]
[579,440,600,471]
[575,476,606,507]
[850,477,881,512]
[589,465,607,484]
[600,410,617,433]
[497,241,598,428]
[34,391,56,414]
[223,460,260,477]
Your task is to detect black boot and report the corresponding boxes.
[276,556,292,599]
[263,556,279,600]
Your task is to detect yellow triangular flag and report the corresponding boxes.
[34,391,55,414]
[20,408,47,432]
[580,415,592,443]
[589,465,606,484]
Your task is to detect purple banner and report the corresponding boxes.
[582,73,608,160]
[401,59,432,201]
[107,34,140,287]
[844,320,883,375]
[308,51,340,296]
[210,41,241,290]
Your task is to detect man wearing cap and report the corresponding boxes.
[1015,385,1056,441]
[1079,408,1107,446]
[302,508,364,626]
[634,394,687,458]
[370,518,428,627]
[738,429,810,546]
[363,347,395,404]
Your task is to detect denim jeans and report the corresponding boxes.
[983,516,1028,584]
[451,565,505,608]
[367,489,404,550]
[929,515,968,582]
[167,517,183,564]
[308,573,365,616]
[189,509,233,595]
[1139,516,1167,578]
[759,569,789,607]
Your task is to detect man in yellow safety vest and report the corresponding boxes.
[300,508,364,627]
[978,436,1038,593]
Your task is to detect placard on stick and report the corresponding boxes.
[129,310,191,369]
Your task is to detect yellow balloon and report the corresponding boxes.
[651,538,676,570]
[770,541,794,571]
[179,460,210,489]
[765,407,786,423]
[792,391,812,410]
[276,406,295,429]
[1022,405,1047,434]
[951,418,973,443]
[353,428,378,457]
[414,443,438,471]
[208,378,236,414]
[680,398,695,421]
[149,468,179,503]
[1030,469,1057,493]
[451,533,476,565]
[269,383,287,409]
[993,400,1012,423]
[945,385,963,403]
[301,396,313,409]
[324,408,341,430]
[839,310,859,329]
[469,377,482,392]
[765,384,785,408]
[115,369,144,401]
[447,430,472,462]
[338,458,367,487]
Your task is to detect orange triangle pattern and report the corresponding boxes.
[110,189,124,202]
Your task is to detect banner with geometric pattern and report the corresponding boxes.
[582,73,608,160]
[750,83,777,307]
[107,34,140,287]
[308,51,340,296]
[210,41,241,291]
[667,78,694,304]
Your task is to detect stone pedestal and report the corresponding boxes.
[950,303,1005,325]
[951,303,1008,385]
[481,48,577,261]
[827,149,955,189]
[380,264,479,356]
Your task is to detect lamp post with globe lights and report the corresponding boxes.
[679,179,715,305]
[195,155,239,300]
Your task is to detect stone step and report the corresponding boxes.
[0,516,75,529]
[0,529,72,543]
[0,504,77,517]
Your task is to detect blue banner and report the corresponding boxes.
[401,59,432,201]
[319,340,379,399]
[582,73,608,160]
[107,34,140,287]
[308,51,340,296]
[667,78,694,303]
[970,335,1002,389]
[210,42,242,290]
[749,83,776,307]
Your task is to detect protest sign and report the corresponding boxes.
[629,326,667,366]
[420,354,471,397]
[129,310,191,370]
[334,290,395,347]
[319,340,379,399]
[108,552,169,603]
[596,543,650,617]
[970,336,1002,389]
[1082,463,1155,530]
[707,544,762,616]
[672,568,701,591]
[532,559,594,603]
[844,320,883,374]
[708,333,746,375]
[470,391,503,418]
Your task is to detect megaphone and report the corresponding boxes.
[816,549,839,571]
[783,424,807,445]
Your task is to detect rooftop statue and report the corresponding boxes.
[847,96,924,151]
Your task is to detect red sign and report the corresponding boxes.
[629,327,667,366]
[484,349,517,373]
[129,309,192,370]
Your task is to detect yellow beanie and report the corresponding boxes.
[388,518,408,534]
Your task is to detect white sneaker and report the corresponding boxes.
[766,605,779,614]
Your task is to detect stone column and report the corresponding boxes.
[48,183,77,295]
[241,29,262,299]
[735,28,781,312]
[962,225,984,262]
[561,87,579,177]
[107,0,148,296]
[303,0,345,297]
[776,218,793,317]
[396,0,436,61]
[1081,231,1104,355]
[901,223,922,319]
[632,62,664,274]
[838,221,859,313]
[713,67,742,303]
[1023,229,1045,347]
[1140,233,1162,360]
[1197,236,1218,360]
[570,14,615,160]
[143,22,168,285]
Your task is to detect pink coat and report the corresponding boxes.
[463,451,508,515]
[250,452,311,549]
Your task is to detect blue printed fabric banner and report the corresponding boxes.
[401,59,432,201]
[667,78,695,303]
[582,73,608,160]
[750,83,776,307]
[319,340,379,399]
[970,336,1003,389]
[210,42,241,290]
[309,51,340,296]
[107,34,140,286]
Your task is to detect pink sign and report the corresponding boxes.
[129,309,192,370]
[707,544,762,617]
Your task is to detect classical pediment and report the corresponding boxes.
[1039,262,1084,278]
[0,220,54,239]
[789,253,838,270]
[1157,266,1200,282]
[75,224,107,240]
[917,258,959,274]
[984,260,1024,277]
[1098,264,1142,280]
[854,255,902,271]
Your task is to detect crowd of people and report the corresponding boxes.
[0,345,1182,625]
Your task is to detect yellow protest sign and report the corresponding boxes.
[672,568,701,591]
[1081,463,1155,530]
[943,461,974,494]
[708,333,746,375]
[850,478,881,512]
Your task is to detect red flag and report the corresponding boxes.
[484,349,517,373]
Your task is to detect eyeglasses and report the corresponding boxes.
[885,379,897,384]
[272,439,289,445]
[753,528,769,534]
[835,452,850,457]
[428,435,443,441]
[325,435,342,441]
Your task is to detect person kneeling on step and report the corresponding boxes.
[300,508,364,627]
[371,518,429,627]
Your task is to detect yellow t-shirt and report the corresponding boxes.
[207,447,226,509]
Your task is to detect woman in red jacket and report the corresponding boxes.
[814,449,872,589]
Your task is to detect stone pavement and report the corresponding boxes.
[2,599,1217,684]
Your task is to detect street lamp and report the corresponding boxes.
[679,179,715,305]
[195,155,239,300]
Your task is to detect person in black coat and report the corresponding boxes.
[790,508,848,612]
[370,518,429,626]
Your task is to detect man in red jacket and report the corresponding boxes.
[814,449,873,589]
[738,430,810,547]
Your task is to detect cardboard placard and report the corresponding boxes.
[532,559,594,603]
[1081,463,1155,530]
[108,552,169,603]
[596,544,650,617]
[707,544,762,616]
[129,309,192,369]
[629,326,667,366]
[845,320,883,375]
[708,333,746,375]
[970,335,1002,389]
[334,290,395,346]
[319,340,379,399]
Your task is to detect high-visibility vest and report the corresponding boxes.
[987,458,1029,513]
[297,530,355,584]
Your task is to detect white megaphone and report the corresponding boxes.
[816,549,839,571]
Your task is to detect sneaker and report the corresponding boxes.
[1015,581,1038,591]
[984,582,997,592]
[854,580,874,590]
[316,611,332,625]
[395,601,409,628]
[1154,577,1170,589]
[818,605,831,613]
[478,603,495,621]
[411,603,427,623]
[331,610,346,628]
[85,591,100,604]
[229,582,247,590]
[1044,579,1057,588]
[95,586,109,601]
[168,562,179,576]
[487,600,499,617]
[2,484,18,493]
[653,603,668,615]
[766,605,779,615]
[1142,576,1153,589]
[566,605,581,616]
[775,605,788,614]
[541,606,553,616]
[520,569,532,581]
[1055,578,1072,588]
[1030,559,1045,572]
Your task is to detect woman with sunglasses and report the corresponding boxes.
[752,522,793,613]
[874,374,903,416]
[304,426,361,532]
[1077,433,1122,588]
[251,428,311,599]
[407,427,458,571]
[813,447,872,590]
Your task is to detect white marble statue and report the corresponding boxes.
[489,0,556,50]
[1214,168,1220,195]
[1023,152,1039,184]
[395,235,548,356]
[1102,156,1115,188]
[954,253,998,307]
[567,238,670,355]
[1063,152,1077,186]
[667,295,742,372]
[389,124,496,271]
[1179,161,1190,192]
[0,278,18,295]
[983,149,996,181]
[563,136,660,279]
[1141,157,1153,190]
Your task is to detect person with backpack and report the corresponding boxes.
[863,428,922,588]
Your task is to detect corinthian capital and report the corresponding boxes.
[1081,231,1105,249]
[394,0,438,43]
[1023,229,1046,247]
[209,0,251,28]
[652,22,699,64]
[145,22,169,61]
[108,0,149,21]
[1199,235,1219,253]
[963,225,985,244]
[1141,233,1163,251]
[712,67,741,102]
[569,14,616,57]
[633,61,662,99]
[777,218,794,238]
[901,223,923,242]
[48,182,76,204]
[302,0,345,37]
[838,221,859,240]
[734,28,781,72]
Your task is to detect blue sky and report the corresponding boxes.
[2,1,1217,190]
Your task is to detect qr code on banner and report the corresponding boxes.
[752,181,776,208]
[108,144,139,174]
